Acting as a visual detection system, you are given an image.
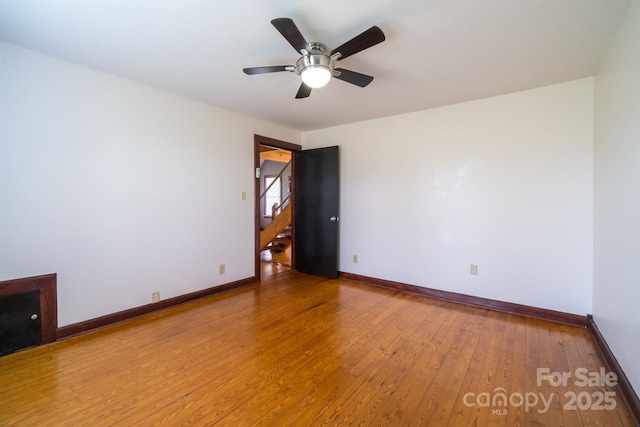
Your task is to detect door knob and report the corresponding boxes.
[330,216,339,222]
[31,314,38,320]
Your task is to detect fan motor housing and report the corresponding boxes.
[295,43,334,75]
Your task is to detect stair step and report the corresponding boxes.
[269,243,286,253]
[259,203,291,251]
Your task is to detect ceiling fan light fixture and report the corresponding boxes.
[296,43,333,89]
[301,65,332,88]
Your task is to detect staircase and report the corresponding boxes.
[260,202,291,251]
[267,226,292,253]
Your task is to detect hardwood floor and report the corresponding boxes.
[0,266,636,426]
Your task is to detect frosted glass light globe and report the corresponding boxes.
[301,66,331,88]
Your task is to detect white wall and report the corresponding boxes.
[0,42,300,326]
[593,1,640,394]
[303,78,594,315]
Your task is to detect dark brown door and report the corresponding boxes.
[294,146,339,278]
[0,290,41,356]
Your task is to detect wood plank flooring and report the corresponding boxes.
[0,265,636,426]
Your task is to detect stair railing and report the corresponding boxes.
[260,159,292,200]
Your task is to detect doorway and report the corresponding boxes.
[254,135,301,281]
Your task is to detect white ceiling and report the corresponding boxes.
[0,0,632,131]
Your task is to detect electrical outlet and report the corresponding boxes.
[470,264,478,275]
[219,264,225,274]
[241,191,246,201]
[152,291,160,303]
[353,255,358,264]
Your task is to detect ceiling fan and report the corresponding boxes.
[243,18,385,99]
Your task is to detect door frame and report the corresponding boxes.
[254,134,301,281]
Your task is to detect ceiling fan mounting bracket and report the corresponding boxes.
[304,42,328,54]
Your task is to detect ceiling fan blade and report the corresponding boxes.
[271,18,308,53]
[243,66,291,75]
[330,26,385,60]
[295,82,312,99]
[334,68,374,87]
